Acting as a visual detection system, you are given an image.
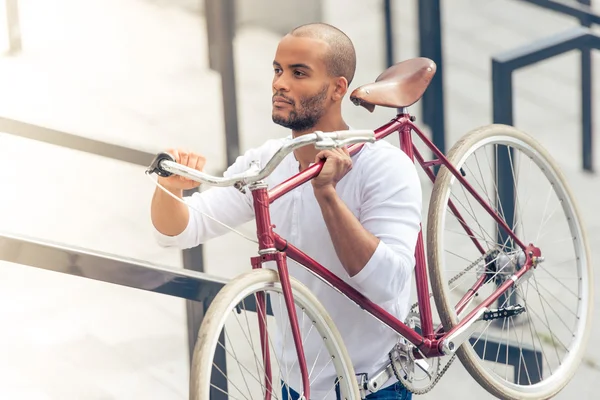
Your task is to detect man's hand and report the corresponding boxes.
[158,148,206,192]
[312,147,352,195]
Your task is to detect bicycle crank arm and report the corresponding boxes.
[440,307,488,355]
[440,304,526,355]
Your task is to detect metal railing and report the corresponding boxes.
[496,0,598,172]
[492,0,598,312]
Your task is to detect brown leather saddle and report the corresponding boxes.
[350,57,436,112]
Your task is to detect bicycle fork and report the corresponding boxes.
[250,182,311,399]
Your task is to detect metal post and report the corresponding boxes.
[418,0,446,154]
[182,222,206,360]
[204,0,240,167]
[181,188,227,399]
[199,2,239,393]
[383,0,394,68]
[492,60,518,309]
[579,0,593,172]
[5,0,22,54]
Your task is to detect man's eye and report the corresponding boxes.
[274,68,282,74]
[294,71,305,77]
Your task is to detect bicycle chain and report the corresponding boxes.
[403,249,496,394]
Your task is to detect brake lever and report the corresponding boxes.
[146,152,176,177]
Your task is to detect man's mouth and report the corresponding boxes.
[273,95,293,105]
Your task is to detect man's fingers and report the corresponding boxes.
[315,150,331,162]
[166,148,180,162]
[188,154,199,170]
[196,154,206,171]
[179,149,189,167]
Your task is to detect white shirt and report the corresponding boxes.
[154,136,422,398]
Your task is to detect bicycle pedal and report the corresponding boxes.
[482,304,525,321]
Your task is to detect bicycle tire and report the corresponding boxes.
[427,124,593,399]
[190,268,360,400]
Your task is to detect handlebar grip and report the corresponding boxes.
[146,152,176,177]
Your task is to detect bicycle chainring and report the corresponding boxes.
[391,312,441,394]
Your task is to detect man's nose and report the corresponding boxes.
[273,74,290,92]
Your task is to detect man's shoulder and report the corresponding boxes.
[353,139,412,168]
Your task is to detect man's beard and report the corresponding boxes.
[272,83,329,132]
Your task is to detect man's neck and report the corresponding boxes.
[292,119,349,171]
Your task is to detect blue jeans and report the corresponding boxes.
[281,380,412,400]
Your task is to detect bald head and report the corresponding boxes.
[289,23,356,86]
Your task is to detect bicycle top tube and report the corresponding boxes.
[145,129,375,188]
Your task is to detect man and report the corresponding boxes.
[151,23,421,399]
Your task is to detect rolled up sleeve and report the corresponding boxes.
[350,146,422,304]
[151,142,279,249]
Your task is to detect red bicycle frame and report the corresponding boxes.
[249,110,539,398]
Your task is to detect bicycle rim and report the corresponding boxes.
[427,124,593,399]
[190,269,360,400]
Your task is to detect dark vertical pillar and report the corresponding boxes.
[492,60,517,309]
[384,0,395,68]
[182,187,227,399]
[418,0,446,154]
[579,0,593,172]
[204,0,240,167]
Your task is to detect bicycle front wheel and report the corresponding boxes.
[190,268,360,400]
[427,124,593,399]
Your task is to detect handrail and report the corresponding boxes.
[0,230,227,302]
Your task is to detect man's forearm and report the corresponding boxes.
[315,186,379,277]
[151,186,190,236]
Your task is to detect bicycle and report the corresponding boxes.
[146,57,593,400]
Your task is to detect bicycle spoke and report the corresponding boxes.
[446,249,477,264]
[531,275,569,361]
[238,299,269,392]
[285,322,316,383]
[527,302,555,375]
[534,184,556,244]
[518,284,544,380]
[509,316,532,385]
[511,152,535,245]
[532,278,579,319]
[213,341,259,399]
[210,382,248,400]
[537,267,579,298]
[507,145,523,247]
[279,294,293,398]
[446,228,504,248]
[308,357,335,388]
[322,378,340,399]
[456,184,495,248]
[225,319,254,397]
[494,317,508,371]
[254,294,287,392]
[483,143,509,226]
[465,156,505,227]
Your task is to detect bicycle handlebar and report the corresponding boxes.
[145,129,376,188]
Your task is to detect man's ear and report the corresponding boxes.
[331,76,348,101]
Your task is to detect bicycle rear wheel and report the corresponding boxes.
[427,124,593,399]
[190,268,360,400]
